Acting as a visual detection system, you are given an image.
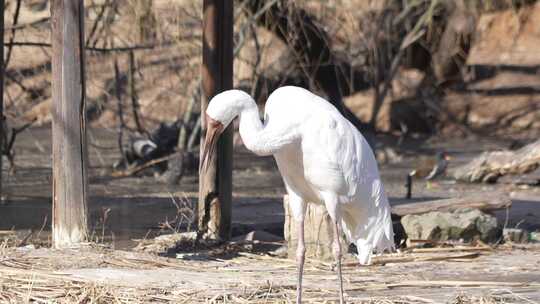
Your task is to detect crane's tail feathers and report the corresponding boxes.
[340,180,395,265]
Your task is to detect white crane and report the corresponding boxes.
[201,86,395,303]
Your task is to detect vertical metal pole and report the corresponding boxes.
[51,0,89,248]
[199,0,233,240]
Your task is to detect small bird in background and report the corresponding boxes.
[406,151,451,199]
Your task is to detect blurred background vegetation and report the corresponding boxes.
[2,0,539,177]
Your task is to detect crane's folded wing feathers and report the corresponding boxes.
[301,96,395,265]
[265,86,395,264]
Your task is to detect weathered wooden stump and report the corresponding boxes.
[283,195,348,261]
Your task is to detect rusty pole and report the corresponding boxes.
[198,0,233,240]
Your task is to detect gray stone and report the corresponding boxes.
[401,208,500,243]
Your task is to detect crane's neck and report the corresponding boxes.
[238,101,297,156]
[238,105,267,155]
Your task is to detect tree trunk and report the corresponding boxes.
[198,0,233,241]
[51,0,89,248]
[0,0,4,200]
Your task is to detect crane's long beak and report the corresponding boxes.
[200,115,224,172]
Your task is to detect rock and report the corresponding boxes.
[503,228,529,243]
[401,208,500,244]
[499,167,540,186]
[283,195,348,261]
[468,2,540,66]
[452,139,540,183]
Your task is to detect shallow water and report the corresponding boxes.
[1,127,538,249]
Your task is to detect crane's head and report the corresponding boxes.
[201,89,254,172]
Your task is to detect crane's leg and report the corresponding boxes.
[333,219,345,304]
[296,216,306,304]
[287,193,306,304]
[321,192,345,304]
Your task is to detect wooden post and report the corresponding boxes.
[51,0,89,248]
[0,0,4,200]
[198,0,233,240]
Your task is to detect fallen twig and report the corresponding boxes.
[385,280,536,289]
[111,153,180,177]
[405,246,493,253]
[340,252,483,267]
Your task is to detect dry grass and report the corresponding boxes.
[0,275,530,304]
[450,293,526,304]
[0,244,539,303]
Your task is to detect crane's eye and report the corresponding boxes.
[206,114,223,129]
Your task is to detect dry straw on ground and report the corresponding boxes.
[0,242,539,303]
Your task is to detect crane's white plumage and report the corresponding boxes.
[204,86,395,303]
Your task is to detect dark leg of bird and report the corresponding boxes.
[296,219,306,304]
[333,220,345,304]
[405,174,412,199]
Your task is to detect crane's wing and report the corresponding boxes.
[300,108,376,198]
[301,102,394,265]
